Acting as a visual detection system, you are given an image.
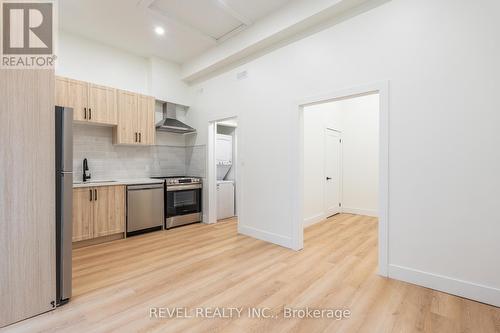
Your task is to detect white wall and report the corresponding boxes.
[149,57,192,106]
[303,104,329,223]
[56,32,150,94]
[57,31,198,164]
[304,94,379,225]
[57,32,193,106]
[186,0,500,306]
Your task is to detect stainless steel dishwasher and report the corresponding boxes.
[127,183,164,236]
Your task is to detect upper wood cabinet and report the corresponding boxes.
[114,90,155,145]
[114,90,137,145]
[88,83,117,125]
[56,77,88,121]
[137,94,156,145]
[56,76,157,145]
[55,76,117,126]
[72,185,125,242]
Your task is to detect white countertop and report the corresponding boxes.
[73,178,164,188]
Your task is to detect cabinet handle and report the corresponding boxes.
[135,132,138,142]
[89,108,92,120]
[84,107,87,119]
[139,132,141,143]
[89,189,92,201]
[94,189,97,201]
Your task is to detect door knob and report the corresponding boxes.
[326,177,332,180]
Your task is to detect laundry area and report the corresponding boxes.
[216,119,237,221]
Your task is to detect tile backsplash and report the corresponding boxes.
[73,124,205,181]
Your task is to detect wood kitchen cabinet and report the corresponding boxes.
[72,185,125,243]
[56,76,88,121]
[72,188,94,242]
[88,83,117,125]
[113,90,155,145]
[93,185,126,238]
[56,76,156,145]
[114,90,137,145]
[137,94,156,145]
[55,76,117,125]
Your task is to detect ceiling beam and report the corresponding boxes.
[182,0,384,82]
[217,24,246,43]
[215,0,253,26]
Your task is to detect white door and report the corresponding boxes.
[325,129,341,216]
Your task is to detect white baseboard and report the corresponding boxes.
[238,224,293,249]
[389,264,500,307]
[303,208,378,227]
[303,213,327,228]
[341,207,378,217]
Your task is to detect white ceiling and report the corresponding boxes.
[59,0,292,64]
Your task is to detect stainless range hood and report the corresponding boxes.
[156,102,196,134]
[156,117,196,134]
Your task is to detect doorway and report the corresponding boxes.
[295,82,389,276]
[206,117,239,225]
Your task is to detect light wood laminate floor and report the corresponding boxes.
[3,214,500,332]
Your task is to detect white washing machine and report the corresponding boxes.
[217,180,235,220]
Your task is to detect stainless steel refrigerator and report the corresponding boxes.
[55,106,73,305]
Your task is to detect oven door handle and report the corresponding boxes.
[167,184,202,191]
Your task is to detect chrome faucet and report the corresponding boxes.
[83,158,91,182]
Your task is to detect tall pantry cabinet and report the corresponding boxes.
[0,70,56,327]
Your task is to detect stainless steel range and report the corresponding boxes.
[151,176,202,229]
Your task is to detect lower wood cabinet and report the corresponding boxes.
[72,185,125,242]
[73,187,94,242]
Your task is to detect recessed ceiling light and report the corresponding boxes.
[154,26,165,36]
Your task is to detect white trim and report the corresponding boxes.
[294,81,390,276]
[292,101,305,251]
[206,122,217,224]
[389,264,500,307]
[238,224,293,249]
[341,207,378,217]
[303,213,327,228]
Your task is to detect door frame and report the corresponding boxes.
[324,128,342,217]
[293,81,389,277]
[206,116,238,225]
